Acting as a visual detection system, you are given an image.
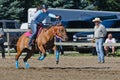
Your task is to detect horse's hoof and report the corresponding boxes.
[56,60,59,64]
[38,55,46,61]
[24,62,30,69]
[15,61,19,69]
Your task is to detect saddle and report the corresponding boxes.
[24,24,43,37]
[24,30,32,37]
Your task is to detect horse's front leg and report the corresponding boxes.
[53,46,60,64]
[38,45,46,61]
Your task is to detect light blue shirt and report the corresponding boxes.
[33,10,56,24]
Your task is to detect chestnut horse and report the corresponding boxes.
[15,24,68,68]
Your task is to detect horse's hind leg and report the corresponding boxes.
[23,50,33,68]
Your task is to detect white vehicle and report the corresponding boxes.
[28,8,36,25]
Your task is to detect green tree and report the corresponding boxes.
[41,0,75,9]
[0,0,24,20]
[88,0,120,11]
[40,0,91,9]
[106,0,120,11]
[18,0,43,22]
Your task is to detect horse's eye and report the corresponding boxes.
[61,29,64,32]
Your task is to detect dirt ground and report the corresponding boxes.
[0,54,120,80]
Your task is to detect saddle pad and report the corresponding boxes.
[24,27,43,37]
[24,31,32,37]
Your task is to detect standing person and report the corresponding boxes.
[28,4,60,49]
[91,39,97,56]
[0,28,5,59]
[93,18,107,63]
[104,33,116,56]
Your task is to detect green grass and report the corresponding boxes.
[27,52,92,58]
[5,50,16,53]
[3,48,120,57]
[63,53,92,56]
[115,48,120,56]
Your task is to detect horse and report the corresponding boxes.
[15,24,68,69]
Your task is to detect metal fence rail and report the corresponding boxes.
[55,42,120,46]
[66,28,120,32]
[55,28,120,47]
[4,28,120,32]
[3,28,120,55]
[4,29,28,32]
[4,29,28,55]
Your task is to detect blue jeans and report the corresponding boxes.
[95,38,105,62]
[28,21,37,46]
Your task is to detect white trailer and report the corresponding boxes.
[27,8,120,25]
[20,8,120,29]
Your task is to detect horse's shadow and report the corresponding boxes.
[18,66,110,70]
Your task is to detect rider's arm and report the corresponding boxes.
[33,10,42,20]
[48,13,57,18]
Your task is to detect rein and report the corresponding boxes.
[52,26,63,40]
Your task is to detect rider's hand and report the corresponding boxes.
[56,16,60,19]
[0,34,3,38]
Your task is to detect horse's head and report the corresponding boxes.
[54,24,68,41]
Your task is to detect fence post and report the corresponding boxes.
[54,37,56,54]
[7,32,10,56]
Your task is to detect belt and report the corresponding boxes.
[95,37,104,39]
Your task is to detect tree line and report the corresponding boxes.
[0,0,120,22]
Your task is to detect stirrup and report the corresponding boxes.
[28,45,32,50]
[31,39,35,45]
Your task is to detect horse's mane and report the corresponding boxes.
[55,23,62,26]
[44,26,52,29]
[43,23,63,31]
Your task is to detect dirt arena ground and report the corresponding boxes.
[0,54,120,80]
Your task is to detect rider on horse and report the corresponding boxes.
[28,4,60,49]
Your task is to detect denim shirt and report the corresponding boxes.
[33,10,56,24]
